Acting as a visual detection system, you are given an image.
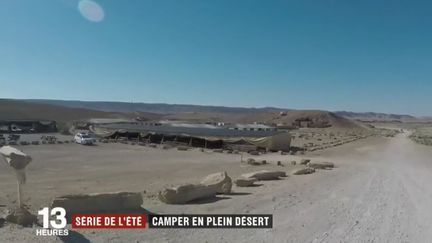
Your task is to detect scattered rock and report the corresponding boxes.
[300,159,311,165]
[177,146,189,151]
[261,160,267,165]
[201,171,232,194]
[234,178,258,187]
[307,162,334,169]
[5,207,37,227]
[213,149,223,153]
[158,184,217,204]
[247,158,261,166]
[249,151,260,156]
[241,170,286,181]
[291,161,297,165]
[277,161,283,166]
[162,145,172,150]
[292,167,315,175]
[31,141,39,145]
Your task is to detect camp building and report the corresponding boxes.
[90,121,291,152]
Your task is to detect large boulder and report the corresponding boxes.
[201,172,232,194]
[241,170,286,181]
[234,178,258,187]
[308,162,334,169]
[158,184,217,204]
[292,167,315,175]
[51,192,143,217]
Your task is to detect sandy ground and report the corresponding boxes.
[1,133,432,242]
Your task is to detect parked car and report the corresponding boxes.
[74,133,96,145]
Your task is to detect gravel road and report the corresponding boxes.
[136,133,432,243]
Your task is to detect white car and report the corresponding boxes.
[74,133,96,145]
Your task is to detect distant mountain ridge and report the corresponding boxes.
[4,98,424,130]
[335,111,416,121]
[18,99,362,130]
[0,99,162,122]
[23,99,419,121]
[24,99,288,114]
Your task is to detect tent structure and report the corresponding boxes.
[90,123,292,152]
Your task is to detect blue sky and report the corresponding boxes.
[0,0,431,116]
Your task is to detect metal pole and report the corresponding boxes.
[17,180,22,208]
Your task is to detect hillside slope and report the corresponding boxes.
[25,99,284,114]
[335,111,415,121]
[6,99,368,131]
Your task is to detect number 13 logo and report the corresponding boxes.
[38,207,67,229]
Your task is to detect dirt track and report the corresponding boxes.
[136,133,432,242]
[1,133,432,242]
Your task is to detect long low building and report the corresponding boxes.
[0,120,57,133]
[90,122,292,152]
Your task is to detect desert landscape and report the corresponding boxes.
[1,99,431,242]
[2,1,432,242]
